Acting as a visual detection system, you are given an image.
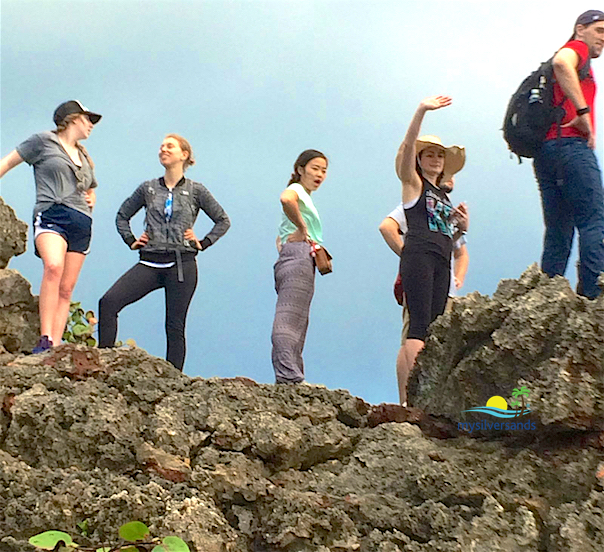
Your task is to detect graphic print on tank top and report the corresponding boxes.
[425,189,454,238]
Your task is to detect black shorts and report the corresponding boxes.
[33,204,92,256]
[400,250,450,341]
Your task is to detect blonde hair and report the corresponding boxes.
[165,133,195,171]
[55,113,95,169]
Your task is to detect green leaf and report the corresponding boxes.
[121,547,139,552]
[95,548,112,552]
[29,531,73,550]
[152,547,166,552]
[86,337,97,347]
[85,310,95,320]
[72,324,90,336]
[119,521,150,542]
[71,301,82,309]
[161,536,190,552]
[76,519,89,536]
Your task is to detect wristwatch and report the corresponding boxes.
[576,106,591,116]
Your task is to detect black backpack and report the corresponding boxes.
[503,54,591,160]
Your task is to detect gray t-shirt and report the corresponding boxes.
[16,131,97,219]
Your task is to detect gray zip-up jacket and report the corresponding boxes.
[116,177,230,261]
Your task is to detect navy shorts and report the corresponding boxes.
[33,204,92,256]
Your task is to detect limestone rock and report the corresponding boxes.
[409,264,604,431]
[0,269,39,352]
[2,344,604,551]
[0,197,27,268]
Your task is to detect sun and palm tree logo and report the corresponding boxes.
[509,386,530,418]
[462,387,531,418]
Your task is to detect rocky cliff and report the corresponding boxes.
[2,200,604,552]
[0,198,39,354]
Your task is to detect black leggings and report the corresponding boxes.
[98,261,198,371]
[400,250,450,341]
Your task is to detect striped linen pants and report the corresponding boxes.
[271,242,315,383]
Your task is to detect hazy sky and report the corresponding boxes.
[1,0,602,404]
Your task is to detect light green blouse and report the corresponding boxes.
[278,183,323,245]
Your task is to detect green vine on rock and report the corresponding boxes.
[29,521,190,552]
[63,301,97,347]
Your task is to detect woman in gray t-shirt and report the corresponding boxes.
[0,100,102,354]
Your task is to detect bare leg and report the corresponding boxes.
[35,233,68,341]
[397,298,410,405]
[396,345,407,405]
[398,338,425,405]
[53,251,86,344]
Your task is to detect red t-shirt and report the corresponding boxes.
[545,40,596,140]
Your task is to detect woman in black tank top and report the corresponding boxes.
[393,96,468,406]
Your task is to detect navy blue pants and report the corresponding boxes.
[534,138,604,299]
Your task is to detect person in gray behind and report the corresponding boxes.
[272,149,328,384]
[98,134,230,371]
[533,10,604,298]
[0,100,102,353]
[380,176,469,405]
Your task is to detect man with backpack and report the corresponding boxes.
[533,10,604,299]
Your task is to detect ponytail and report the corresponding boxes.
[76,143,94,169]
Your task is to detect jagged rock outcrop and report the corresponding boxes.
[0,199,39,353]
[0,197,27,269]
[0,270,39,353]
[2,342,604,552]
[409,264,604,432]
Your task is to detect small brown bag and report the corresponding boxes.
[313,244,333,275]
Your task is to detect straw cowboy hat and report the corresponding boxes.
[416,135,465,181]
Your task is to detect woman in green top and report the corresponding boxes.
[272,149,328,384]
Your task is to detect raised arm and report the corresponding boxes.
[395,96,452,202]
[0,150,24,178]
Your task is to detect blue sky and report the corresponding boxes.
[1,0,602,404]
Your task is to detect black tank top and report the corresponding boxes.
[404,177,454,260]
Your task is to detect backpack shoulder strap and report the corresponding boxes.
[578,55,591,80]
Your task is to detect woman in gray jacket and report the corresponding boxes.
[98,134,230,371]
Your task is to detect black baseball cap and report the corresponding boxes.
[576,10,604,26]
[53,100,102,126]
